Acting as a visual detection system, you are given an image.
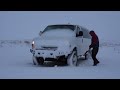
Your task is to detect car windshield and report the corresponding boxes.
[43,25,75,32]
[41,25,75,37]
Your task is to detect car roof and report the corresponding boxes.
[46,24,89,31]
[47,24,77,26]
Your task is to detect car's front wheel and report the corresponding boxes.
[32,56,44,65]
[67,50,78,66]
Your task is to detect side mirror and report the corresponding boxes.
[79,31,83,36]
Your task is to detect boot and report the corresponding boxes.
[93,60,100,66]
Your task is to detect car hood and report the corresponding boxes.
[34,36,73,48]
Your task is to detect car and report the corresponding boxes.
[30,24,91,66]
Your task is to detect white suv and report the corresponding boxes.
[30,24,91,66]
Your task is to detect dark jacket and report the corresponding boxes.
[89,31,99,48]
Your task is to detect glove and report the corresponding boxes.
[89,45,92,49]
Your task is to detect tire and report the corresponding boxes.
[58,56,67,65]
[67,50,78,66]
[84,53,88,60]
[32,56,44,65]
[36,57,44,65]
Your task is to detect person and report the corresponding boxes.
[89,30,100,66]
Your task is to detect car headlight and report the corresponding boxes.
[32,41,35,49]
[32,41,34,44]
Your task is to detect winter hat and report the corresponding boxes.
[89,30,95,35]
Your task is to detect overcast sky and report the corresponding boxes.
[0,11,120,42]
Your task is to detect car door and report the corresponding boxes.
[82,28,91,55]
[76,26,84,57]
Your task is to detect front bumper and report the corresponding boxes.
[30,49,70,59]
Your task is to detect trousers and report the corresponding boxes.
[91,47,99,65]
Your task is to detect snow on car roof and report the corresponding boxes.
[48,23,79,26]
[43,24,76,33]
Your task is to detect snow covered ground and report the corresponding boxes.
[0,11,120,79]
[0,40,120,79]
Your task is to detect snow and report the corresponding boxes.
[1,11,120,41]
[42,29,74,37]
[1,11,120,79]
[0,40,120,79]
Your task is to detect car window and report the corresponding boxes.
[81,28,91,39]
